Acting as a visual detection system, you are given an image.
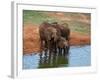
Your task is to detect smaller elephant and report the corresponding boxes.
[57,37,70,55]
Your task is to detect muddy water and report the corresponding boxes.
[23,45,91,69]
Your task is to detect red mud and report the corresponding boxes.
[69,32,90,46]
[23,24,90,54]
[23,24,41,54]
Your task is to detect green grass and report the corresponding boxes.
[23,10,90,35]
[23,10,60,25]
[64,13,91,20]
[67,21,90,35]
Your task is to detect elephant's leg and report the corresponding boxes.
[39,52,43,59]
[58,47,60,53]
[61,48,63,56]
[40,40,44,57]
[54,42,57,53]
[40,40,43,52]
[67,45,70,53]
[67,42,70,53]
[44,41,47,49]
[44,41,48,51]
[63,48,66,56]
[58,47,62,55]
[44,50,48,57]
[47,40,51,53]
[64,46,70,56]
[49,41,52,52]
[45,40,50,56]
[53,44,57,56]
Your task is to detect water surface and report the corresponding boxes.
[23,45,91,69]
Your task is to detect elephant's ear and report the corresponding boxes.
[46,32,52,41]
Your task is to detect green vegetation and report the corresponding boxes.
[23,10,60,25]
[68,21,90,35]
[23,10,91,35]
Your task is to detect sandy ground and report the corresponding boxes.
[23,24,90,54]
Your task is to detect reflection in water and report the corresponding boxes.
[23,45,91,69]
[38,51,69,68]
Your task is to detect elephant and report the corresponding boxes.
[57,37,69,55]
[51,22,70,41]
[51,22,70,54]
[39,21,70,56]
[39,22,60,53]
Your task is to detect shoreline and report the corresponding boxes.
[23,24,90,54]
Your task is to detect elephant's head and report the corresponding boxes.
[46,27,58,42]
[58,37,69,48]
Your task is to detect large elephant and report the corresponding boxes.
[39,22,60,53]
